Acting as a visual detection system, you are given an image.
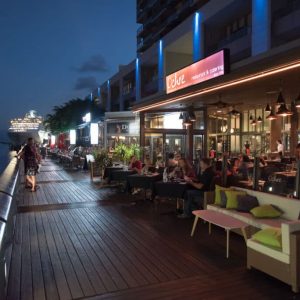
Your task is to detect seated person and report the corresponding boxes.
[155,155,164,168]
[169,158,195,180]
[237,155,250,180]
[143,154,155,173]
[128,155,142,174]
[166,152,177,174]
[178,158,215,218]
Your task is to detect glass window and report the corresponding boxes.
[145,112,183,129]
[194,111,205,130]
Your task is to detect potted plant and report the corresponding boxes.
[92,148,112,179]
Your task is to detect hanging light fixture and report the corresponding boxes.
[249,114,253,121]
[257,116,263,123]
[229,108,240,117]
[295,94,300,108]
[188,110,196,122]
[276,103,293,117]
[183,116,192,126]
[265,104,271,112]
[266,109,277,120]
[276,91,285,105]
[251,119,257,126]
[179,112,184,120]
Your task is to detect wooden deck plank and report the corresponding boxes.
[39,211,72,300]
[42,211,84,299]
[29,213,46,300]
[20,213,33,300]
[6,213,22,300]
[83,208,169,284]
[35,212,60,300]
[48,210,96,297]
[53,210,107,295]
[57,210,118,293]
[65,209,131,290]
[76,208,154,286]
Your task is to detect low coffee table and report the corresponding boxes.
[191,210,248,258]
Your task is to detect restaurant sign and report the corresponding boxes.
[166,49,229,94]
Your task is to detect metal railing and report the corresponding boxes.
[0,156,21,298]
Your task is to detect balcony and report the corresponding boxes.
[143,78,158,97]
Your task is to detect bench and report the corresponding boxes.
[201,187,300,292]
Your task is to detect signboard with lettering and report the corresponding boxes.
[107,122,130,134]
[166,49,229,94]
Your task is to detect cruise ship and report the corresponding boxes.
[8,110,47,147]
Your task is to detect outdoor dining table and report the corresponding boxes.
[126,173,162,199]
[103,166,124,183]
[110,169,136,182]
[153,180,188,213]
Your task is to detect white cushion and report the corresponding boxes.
[247,239,289,264]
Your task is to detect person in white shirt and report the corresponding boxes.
[277,139,284,160]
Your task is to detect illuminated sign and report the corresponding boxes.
[70,129,76,145]
[90,123,99,144]
[82,112,91,123]
[166,50,228,94]
[51,135,56,146]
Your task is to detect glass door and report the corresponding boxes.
[145,133,164,164]
[165,134,186,159]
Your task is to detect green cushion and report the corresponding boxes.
[252,228,282,249]
[224,191,247,209]
[250,205,282,218]
[214,185,232,206]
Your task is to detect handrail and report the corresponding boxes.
[0,157,20,197]
[0,156,21,298]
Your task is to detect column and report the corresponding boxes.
[135,58,141,101]
[106,80,111,112]
[119,78,124,111]
[193,12,204,62]
[252,0,271,56]
[158,39,164,91]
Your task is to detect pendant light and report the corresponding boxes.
[179,112,184,120]
[265,104,271,112]
[188,110,196,122]
[229,108,240,117]
[251,119,257,126]
[183,116,192,126]
[295,94,300,108]
[257,116,263,123]
[276,91,285,105]
[276,103,293,117]
[249,115,253,121]
[266,109,277,120]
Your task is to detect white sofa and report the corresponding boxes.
[204,187,300,292]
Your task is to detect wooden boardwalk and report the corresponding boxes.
[7,159,299,299]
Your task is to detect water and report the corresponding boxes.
[0,144,13,174]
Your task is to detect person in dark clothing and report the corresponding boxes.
[18,137,39,192]
[178,158,215,218]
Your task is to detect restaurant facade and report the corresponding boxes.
[85,0,300,162]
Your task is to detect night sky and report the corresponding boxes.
[0,0,137,134]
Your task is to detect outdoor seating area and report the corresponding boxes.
[0,153,300,299]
